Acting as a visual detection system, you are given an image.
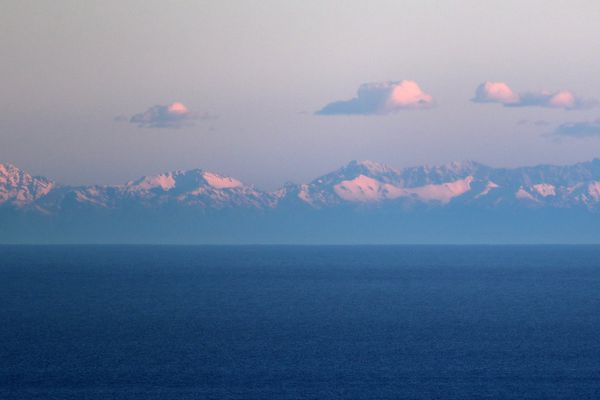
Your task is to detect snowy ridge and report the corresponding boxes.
[2,158,600,213]
[332,174,474,204]
[282,159,600,210]
[111,169,271,209]
[0,163,55,207]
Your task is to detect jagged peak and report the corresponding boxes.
[0,163,22,176]
[125,168,245,192]
[410,160,486,173]
[0,163,55,206]
[321,160,401,183]
[346,159,397,173]
[444,159,484,169]
[0,163,54,186]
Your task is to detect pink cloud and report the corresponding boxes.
[472,81,595,110]
[548,90,576,109]
[317,80,434,115]
[472,81,519,104]
[167,102,189,114]
[126,102,217,129]
[386,80,434,110]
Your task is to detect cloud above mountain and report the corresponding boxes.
[127,102,213,128]
[472,81,595,110]
[554,118,600,138]
[316,80,434,115]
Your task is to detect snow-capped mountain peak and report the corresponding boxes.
[336,160,400,180]
[2,159,600,212]
[126,173,178,192]
[0,163,55,207]
[125,169,243,193]
[345,160,398,175]
[3,159,600,244]
[201,172,242,189]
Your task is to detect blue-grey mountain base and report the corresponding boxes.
[1,159,600,244]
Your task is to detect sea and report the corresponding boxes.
[1,245,600,399]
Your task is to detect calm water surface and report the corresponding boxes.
[1,245,600,399]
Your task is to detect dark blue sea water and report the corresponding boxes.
[1,245,600,399]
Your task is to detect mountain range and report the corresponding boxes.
[2,159,600,243]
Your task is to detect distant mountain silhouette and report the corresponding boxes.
[2,159,600,243]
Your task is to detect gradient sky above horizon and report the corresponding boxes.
[2,0,600,189]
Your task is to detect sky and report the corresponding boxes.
[2,0,600,190]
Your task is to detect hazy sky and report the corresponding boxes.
[2,0,600,189]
